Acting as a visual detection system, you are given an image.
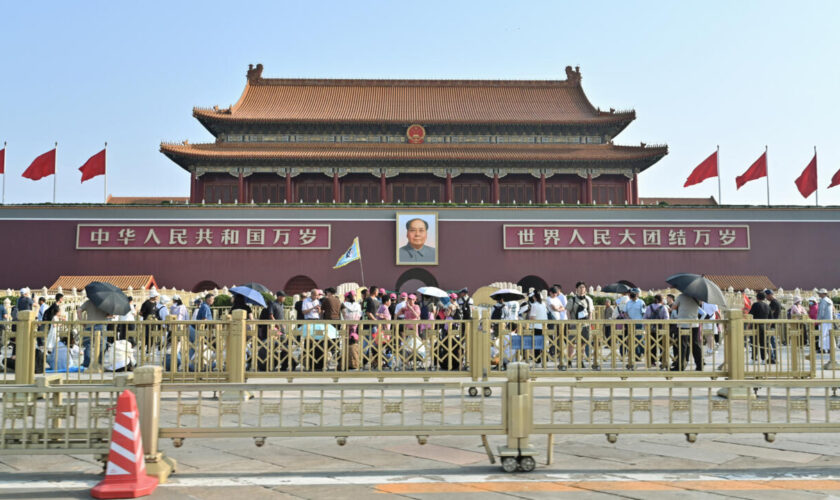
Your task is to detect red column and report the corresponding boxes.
[492,174,500,203]
[333,173,340,203]
[632,173,640,205]
[585,173,593,204]
[380,172,387,202]
[539,173,546,204]
[190,172,197,203]
[238,172,245,203]
[445,173,453,203]
[285,172,292,202]
[625,177,633,205]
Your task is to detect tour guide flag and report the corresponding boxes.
[79,148,106,182]
[0,146,5,174]
[22,148,56,180]
[684,150,718,187]
[334,237,361,269]
[794,152,818,199]
[735,151,767,189]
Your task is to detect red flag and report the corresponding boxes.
[79,149,106,183]
[743,293,751,314]
[829,166,840,189]
[22,148,56,180]
[794,154,817,198]
[0,148,5,174]
[735,151,767,189]
[684,151,718,187]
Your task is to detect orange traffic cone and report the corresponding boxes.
[91,390,159,499]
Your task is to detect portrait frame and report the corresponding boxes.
[395,212,438,266]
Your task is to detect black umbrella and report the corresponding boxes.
[617,280,637,288]
[602,282,631,294]
[665,273,727,308]
[84,281,131,315]
[490,288,527,302]
[241,282,273,294]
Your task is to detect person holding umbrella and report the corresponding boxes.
[669,292,704,371]
[78,282,131,369]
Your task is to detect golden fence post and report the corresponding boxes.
[468,318,481,381]
[134,365,176,482]
[498,361,537,471]
[222,309,251,400]
[14,310,36,385]
[826,328,839,370]
[718,309,748,399]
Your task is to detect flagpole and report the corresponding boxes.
[357,238,366,286]
[104,142,108,204]
[764,145,769,207]
[2,141,6,205]
[813,145,818,207]
[53,141,58,204]
[716,145,721,205]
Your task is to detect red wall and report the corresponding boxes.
[0,207,837,292]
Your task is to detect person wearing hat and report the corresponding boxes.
[388,293,398,318]
[789,296,807,318]
[457,287,474,320]
[140,289,159,321]
[817,288,835,353]
[169,295,189,321]
[16,287,33,314]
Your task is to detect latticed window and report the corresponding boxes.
[499,182,536,203]
[204,184,238,203]
[545,183,581,203]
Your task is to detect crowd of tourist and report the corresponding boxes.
[1,283,838,375]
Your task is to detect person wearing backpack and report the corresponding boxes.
[644,294,668,367]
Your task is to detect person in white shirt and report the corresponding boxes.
[527,292,548,361]
[700,301,719,354]
[302,288,321,319]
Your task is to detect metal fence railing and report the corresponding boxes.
[2,310,839,385]
[3,364,840,475]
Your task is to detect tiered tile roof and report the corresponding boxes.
[192,65,635,127]
[161,141,667,167]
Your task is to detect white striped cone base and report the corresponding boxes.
[91,390,159,499]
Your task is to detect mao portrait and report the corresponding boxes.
[396,213,438,265]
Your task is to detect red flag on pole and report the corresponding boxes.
[794,154,818,198]
[0,147,5,174]
[79,149,106,183]
[22,148,56,180]
[684,151,718,187]
[735,151,767,189]
[829,166,840,189]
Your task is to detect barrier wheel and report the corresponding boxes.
[468,387,478,397]
[483,387,492,398]
[501,457,518,473]
[518,456,536,472]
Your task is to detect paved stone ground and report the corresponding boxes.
[3,428,840,498]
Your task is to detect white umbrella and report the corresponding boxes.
[417,286,448,298]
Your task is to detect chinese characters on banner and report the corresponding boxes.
[504,225,749,250]
[76,224,331,250]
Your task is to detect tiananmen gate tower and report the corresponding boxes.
[2,64,839,294]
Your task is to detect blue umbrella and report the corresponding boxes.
[230,286,267,307]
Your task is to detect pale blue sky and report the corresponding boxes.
[1,0,838,205]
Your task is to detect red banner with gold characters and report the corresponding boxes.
[77,224,331,250]
[503,224,749,250]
